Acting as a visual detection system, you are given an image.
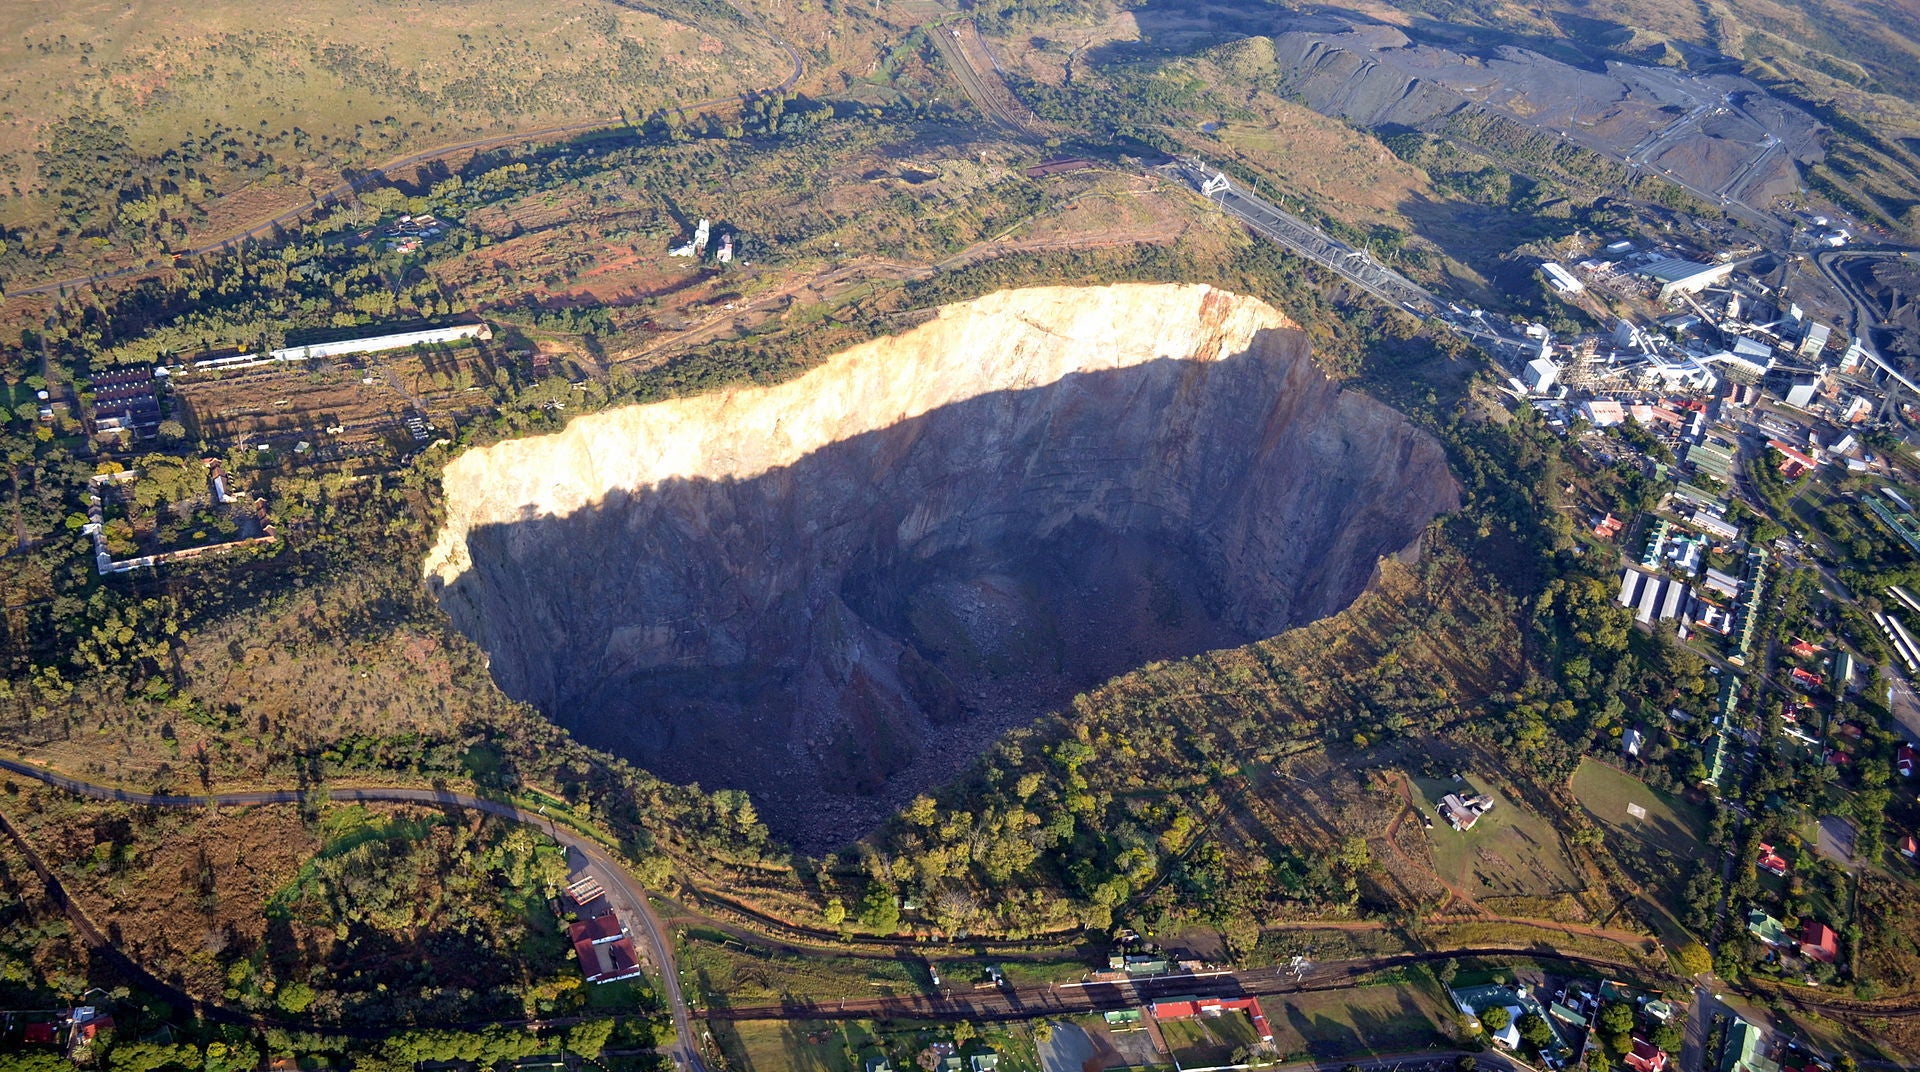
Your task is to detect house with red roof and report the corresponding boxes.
[568,913,646,984]
[1149,996,1273,1043]
[1625,1037,1669,1072]
[1801,920,1839,964]
[1757,843,1790,876]
[22,1022,57,1045]
[1899,744,1916,778]
[1901,834,1918,859]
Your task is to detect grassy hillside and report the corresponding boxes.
[0,0,790,255]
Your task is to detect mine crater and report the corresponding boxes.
[426,284,1458,848]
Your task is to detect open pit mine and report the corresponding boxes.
[425,284,1458,848]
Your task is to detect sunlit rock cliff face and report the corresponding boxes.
[426,284,1458,847]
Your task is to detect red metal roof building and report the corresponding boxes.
[1625,1037,1669,1072]
[1801,921,1839,964]
[1757,842,1790,876]
[569,914,647,984]
[1149,996,1273,1042]
[22,1022,57,1045]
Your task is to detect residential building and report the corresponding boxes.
[1149,996,1273,1042]
[568,913,646,984]
[1720,1018,1777,1072]
[1757,843,1790,876]
[1800,921,1839,964]
[1748,909,1789,946]
[1626,1037,1669,1072]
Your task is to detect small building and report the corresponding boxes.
[1768,439,1816,478]
[87,366,163,438]
[1441,791,1496,831]
[1720,1018,1777,1072]
[1623,727,1646,757]
[1757,843,1790,877]
[970,1055,1000,1072]
[1582,399,1627,427]
[1149,996,1273,1042]
[1542,262,1585,294]
[1901,835,1917,859]
[1643,1000,1674,1022]
[1800,322,1832,359]
[1690,511,1741,542]
[1901,744,1917,778]
[1748,908,1790,946]
[1626,1037,1669,1072]
[568,913,646,984]
[1801,921,1839,963]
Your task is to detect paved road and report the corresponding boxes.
[1,10,804,304]
[0,757,713,1069]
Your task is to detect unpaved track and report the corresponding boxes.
[0,756,714,1070]
[2,8,804,304]
[14,754,1920,1041]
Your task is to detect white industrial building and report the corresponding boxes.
[1523,356,1561,394]
[1799,322,1832,359]
[179,323,493,374]
[1541,262,1584,294]
[1618,567,1692,627]
[1640,257,1734,301]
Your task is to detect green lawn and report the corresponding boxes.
[1571,758,1715,944]
[713,1019,1041,1072]
[676,928,927,1007]
[1262,981,1453,1060]
[1572,759,1710,857]
[714,1019,873,1072]
[1160,1016,1254,1068]
[1411,772,1583,898]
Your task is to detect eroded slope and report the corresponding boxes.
[427,284,1457,847]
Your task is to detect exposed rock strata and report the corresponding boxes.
[427,284,1458,848]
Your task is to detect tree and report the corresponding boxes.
[1651,1023,1683,1053]
[1455,1058,1477,1072]
[858,882,900,933]
[1478,1006,1512,1032]
[1675,941,1713,975]
[1597,1000,1636,1037]
[1518,1013,1552,1049]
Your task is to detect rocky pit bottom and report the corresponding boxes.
[426,284,1458,849]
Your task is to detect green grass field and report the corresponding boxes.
[1572,759,1710,857]
[1262,980,1453,1060]
[712,1019,1042,1072]
[675,928,928,1007]
[1412,772,1583,898]
[1160,1015,1257,1068]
